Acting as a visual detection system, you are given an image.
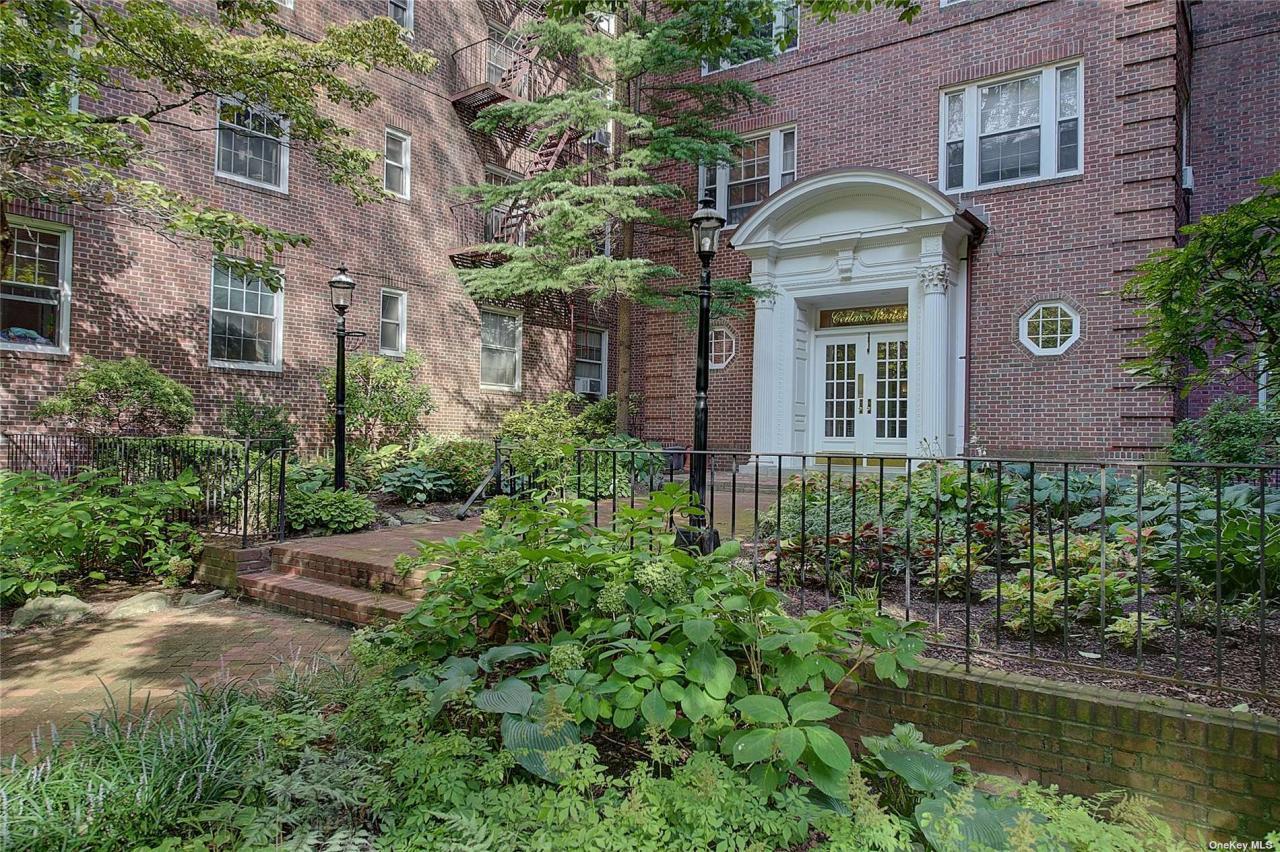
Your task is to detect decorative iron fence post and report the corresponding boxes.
[241,437,252,549]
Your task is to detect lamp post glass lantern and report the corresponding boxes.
[328,267,358,489]
[687,196,725,553]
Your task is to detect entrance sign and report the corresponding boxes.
[819,305,908,328]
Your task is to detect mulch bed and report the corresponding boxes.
[736,552,1280,720]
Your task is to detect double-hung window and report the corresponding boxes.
[209,260,283,370]
[1,220,71,353]
[216,99,288,191]
[480,308,522,391]
[389,0,413,34]
[699,127,796,227]
[574,328,607,396]
[940,62,1082,192]
[380,289,406,356]
[704,1,798,73]
[384,128,410,199]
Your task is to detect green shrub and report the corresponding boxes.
[379,463,454,505]
[286,487,377,535]
[0,469,203,604]
[397,484,926,802]
[321,351,434,448]
[410,436,494,497]
[34,356,194,435]
[1169,395,1280,468]
[220,392,295,446]
[0,655,1182,850]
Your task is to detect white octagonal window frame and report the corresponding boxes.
[1019,300,1081,356]
[709,326,737,369]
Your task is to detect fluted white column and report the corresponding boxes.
[917,263,950,456]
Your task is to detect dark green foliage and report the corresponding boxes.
[221,392,296,446]
[1125,172,1280,399]
[33,356,194,435]
[379,464,455,505]
[410,436,495,498]
[1168,396,1280,468]
[398,484,926,802]
[321,352,435,448]
[0,469,202,603]
[285,487,376,535]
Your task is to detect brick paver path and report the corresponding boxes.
[275,516,482,569]
[0,594,350,758]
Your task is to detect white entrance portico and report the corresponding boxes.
[729,167,985,466]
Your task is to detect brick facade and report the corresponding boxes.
[1,1,1275,455]
[631,0,1276,458]
[0,0,611,449]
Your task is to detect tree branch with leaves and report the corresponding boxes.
[1125,172,1280,400]
[0,0,436,284]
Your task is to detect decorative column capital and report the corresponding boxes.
[917,263,950,296]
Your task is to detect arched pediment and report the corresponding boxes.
[730,167,984,254]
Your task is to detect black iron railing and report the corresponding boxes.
[1,433,287,546]
[484,443,1278,709]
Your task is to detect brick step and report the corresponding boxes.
[239,570,418,627]
[269,548,433,599]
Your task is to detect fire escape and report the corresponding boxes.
[447,10,587,270]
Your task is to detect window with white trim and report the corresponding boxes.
[209,261,283,369]
[480,309,522,390]
[389,0,413,34]
[709,326,737,369]
[704,0,798,73]
[699,127,796,227]
[1019,302,1080,356]
[940,62,1082,192]
[384,127,410,198]
[216,100,288,190]
[380,289,406,356]
[574,328,607,396]
[1,220,71,353]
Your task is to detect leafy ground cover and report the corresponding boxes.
[0,488,1192,850]
[751,462,1279,715]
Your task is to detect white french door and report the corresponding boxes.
[816,328,909,459]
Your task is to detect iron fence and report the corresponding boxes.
[2,433,287,546]
[486,443,1278,708]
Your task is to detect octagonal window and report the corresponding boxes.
[1020,301,1080,356]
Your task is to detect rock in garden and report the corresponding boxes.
[396,509,433,524]
[178,589,226,608]
[12,595,94,628]
[108,591,171,619]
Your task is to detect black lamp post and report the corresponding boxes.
[688,195,725,552]
[328,267,357,490]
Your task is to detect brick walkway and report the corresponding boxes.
[0,592,350,759]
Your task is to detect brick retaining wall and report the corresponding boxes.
[194,542,269,590]
[832,659,1280,843]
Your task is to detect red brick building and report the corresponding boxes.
[1,1,1276,458]
[0,0,617,446]
[631,0,1280,462]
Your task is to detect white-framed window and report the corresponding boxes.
[709,326,737,369]
[389,0,413,34]
[590,11,617,35]
[487,26,520,90]
[1,218,72,354]
[384,127,410,199]
[940,61,1082,193]
[209,260,283,371]
[379,288,406,356]
[700,127,796,227]
[215,99,288,191]
[1019,301,1080,356]
[574,328,607,396]
[480,308,522,391]
[703,0,798,74]
[276,0,293,8]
